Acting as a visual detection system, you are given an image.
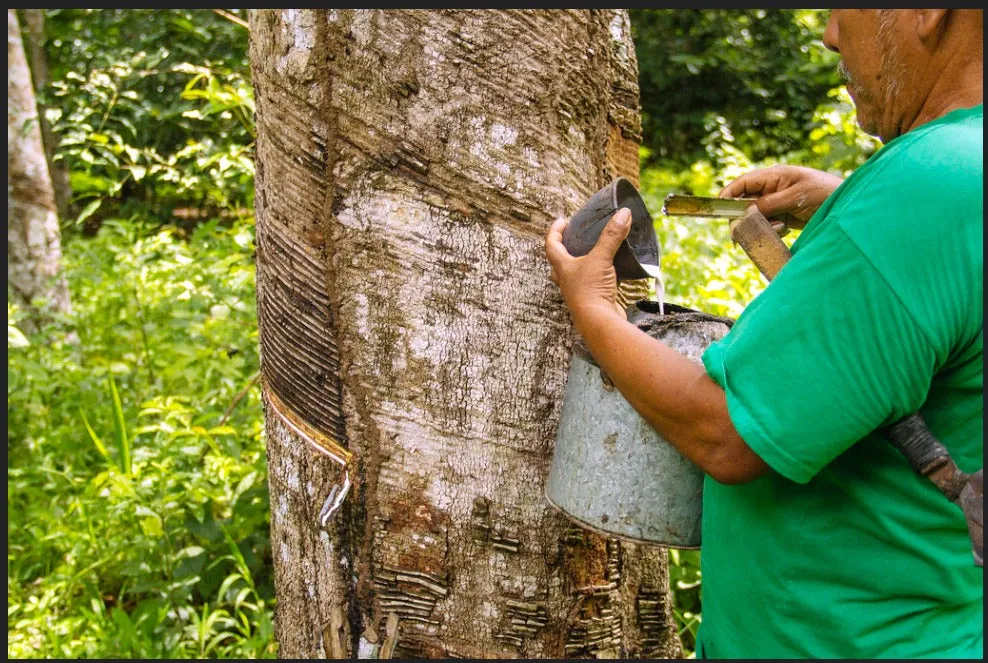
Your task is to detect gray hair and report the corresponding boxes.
[877,9,907,102]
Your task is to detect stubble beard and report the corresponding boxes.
[839,12,907,140]
[839,59,880,136]
[876,11,906,110]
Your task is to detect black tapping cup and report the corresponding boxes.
[561,177,661,280]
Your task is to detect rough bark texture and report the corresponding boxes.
[21,9,71,219]
[7,9,71,331]
[250,9,679,658]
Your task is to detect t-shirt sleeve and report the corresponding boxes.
[702,225,937,484]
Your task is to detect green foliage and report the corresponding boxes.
[631,9,841,169]
[7,217,275,658]
[803,86,882,173]
[8,10,267,657]
[40,9,253,224]
[668,549,702,655]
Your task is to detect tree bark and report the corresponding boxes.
[8,9,71,331]
[20,9,71,220]
[250,9,679,658]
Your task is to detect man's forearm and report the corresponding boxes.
[570,303,769,484]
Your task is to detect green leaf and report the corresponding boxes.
[217,572,244,602]
[127,165,147,182]
[177,545,206,559]
[134,505,158,519]
[139,517,163,538]
[7,324,30,348]
[80,410,112,465]
[107,373,131,475]
[134,505,163,537]
[74,199,102,226]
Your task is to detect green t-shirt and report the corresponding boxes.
[697,104,983,659]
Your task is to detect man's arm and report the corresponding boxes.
[577,300,769,484]
[545,211,769,484]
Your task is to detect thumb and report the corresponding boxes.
[588,208,632,260]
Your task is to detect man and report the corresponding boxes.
[545,9,982,658]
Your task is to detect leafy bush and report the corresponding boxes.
[7,216,275,658]
[8,11,269,657]
[40,9,254,226]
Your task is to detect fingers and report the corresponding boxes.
[719,165,786,199]
[587,208,631,261]
[755,189,802,220]
[719,177,747,199]
[546,216,568,244]
[720,166,817,230]
[720,171,766,199]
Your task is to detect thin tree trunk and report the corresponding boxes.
[7,9,71,331]
[250,9,679,658]
[20,9,71,220]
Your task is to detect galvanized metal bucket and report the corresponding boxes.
[546,302,734,547]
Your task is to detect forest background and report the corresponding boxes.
[7,8,878,658]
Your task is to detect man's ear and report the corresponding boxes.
[914,9,950,46]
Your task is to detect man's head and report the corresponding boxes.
[823,9,983,142]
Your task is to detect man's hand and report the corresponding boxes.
[544,205,769,484]
[544,208,632,325]
[720,165,844,230]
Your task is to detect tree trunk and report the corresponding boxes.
[7,8,71,331]
[20,9,71,220]
[250,9,679,658]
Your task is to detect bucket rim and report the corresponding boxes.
[544,486,701,550]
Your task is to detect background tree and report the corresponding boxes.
[8,8,72,331]
[20,9,72,219]
[250,8,679,658]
